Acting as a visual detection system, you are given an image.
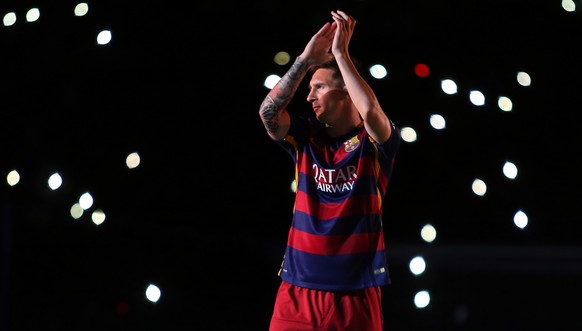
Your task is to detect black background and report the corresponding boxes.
[1,0,581,330]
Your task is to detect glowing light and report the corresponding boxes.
[274,51,290,66]
[79,192,94,210]
[498,96,513,112]
[26,8,40,22]
[74,3,89,16]
[514,210,528,229]
[264,75,281,89]
[401,127,417,143]
[48,173,63,190]
[441,79,458,95]
[517,71,531,87]
[97,30,112,45]
[469,90,485,106]
[429,114,446,130]
[91,209,106,226]
[472,178,487,196]
[414,290,431,308]
[146,284,161,303]
[414,63,430,77]
[409,256,426,275]
[126,152,141,169]
[369,64,388,79]
[421,224,437,243]
[562,0,576,11]
[7,170,20,186]
[3,12,17,26]
[503,161,518,179]
[70,203,84,220]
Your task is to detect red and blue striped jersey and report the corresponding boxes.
[275,115,401,291]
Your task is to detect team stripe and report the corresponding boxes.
[294,191,380,220]
[287,227,385,255]
[292,211,383,235]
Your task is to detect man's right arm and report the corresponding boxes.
[258,57,310,141]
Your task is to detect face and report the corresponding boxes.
[306,68,348,125]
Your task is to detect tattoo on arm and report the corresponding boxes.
[259,57,309,135]
[260,96,280,134]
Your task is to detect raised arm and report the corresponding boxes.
[259,22,337,141]
[330,10,393,144]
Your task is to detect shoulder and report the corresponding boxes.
[376,121,401,154]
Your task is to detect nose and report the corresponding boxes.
[306,89,316,103]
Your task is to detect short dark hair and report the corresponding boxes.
[308,57,367,86]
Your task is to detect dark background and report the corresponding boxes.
[1,0,581,330]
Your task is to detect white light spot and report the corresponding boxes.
[517,71,531,87]
[409,256,426,276]
[97,30,112,45]
[429,114,446,130]
[91,209,106,226]
[126,152,141,169]
[79,192,94,210]
[421,224,437,243]
[401,127,417,143]
[472,178,487,196]
[7,170,20,186]
[498,96,513,112]
[369,64,388,79]
[75,3,90,16]
[514,210,528,229]
[469,90,485,106]
[264,75,281,89]
[3,12,17,26]
[48,173,63,190]
[146,284,161,303]
[441,79,458,95]
[70,203,84,220]
[503,161,518,179]
[414,290,431,308]
[26,8,40,22]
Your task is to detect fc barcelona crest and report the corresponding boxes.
[344,135,360,152]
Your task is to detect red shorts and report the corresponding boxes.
[269,281,383,331]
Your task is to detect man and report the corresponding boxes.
[258,10,401,331]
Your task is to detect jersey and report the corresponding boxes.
[275,115,401,291]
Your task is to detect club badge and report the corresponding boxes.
[344,135,360,153]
